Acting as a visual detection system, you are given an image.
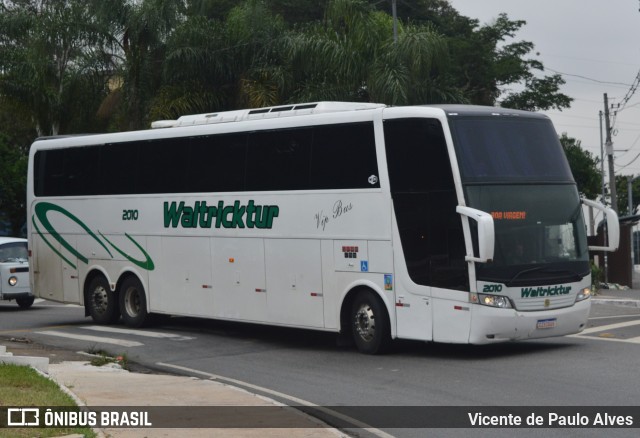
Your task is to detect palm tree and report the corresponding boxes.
[152,0,287,119]
[284,0,463,105]
[91,0,187,130]
[0,0,110,136]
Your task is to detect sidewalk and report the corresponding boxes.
[0,353,345,438]
[592,286,640,307]
[589,267,640,305]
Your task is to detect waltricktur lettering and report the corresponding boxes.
[163,200,279,229]
[521,285,572,298]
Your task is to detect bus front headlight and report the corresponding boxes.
[473,293,513,309]
[8,276,18,287]
[575,287,591,302]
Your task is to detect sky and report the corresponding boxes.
[447,0,640,178]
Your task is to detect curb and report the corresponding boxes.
[592,298,640,308]
[33,365,108,438]
[0,344,49,373]
[0,345,106,438]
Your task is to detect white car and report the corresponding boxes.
[0,237,34,309]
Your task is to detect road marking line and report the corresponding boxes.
[588,314,640,320]
[578,319,640,335]
[31,302,82,308]
[82,325,194,340]
[156,362,394,438]
[35,330,143,347]
[570,335,640,345]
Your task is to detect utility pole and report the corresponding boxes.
[604,93,618,213]
[392,0,398,43]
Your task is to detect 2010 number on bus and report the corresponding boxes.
[122,209,139,221]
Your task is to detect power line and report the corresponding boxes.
[545,67,635,87]
[615,132,640,170]
[610,69,640,130]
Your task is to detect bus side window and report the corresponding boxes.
[384,118,468,291]
[246,128,313,191]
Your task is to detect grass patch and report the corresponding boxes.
[0,363,96,437]
[85,348,128,369]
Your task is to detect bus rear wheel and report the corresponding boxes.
[351,291,391,354]
[87,275,119,324]
[119,276,149,328]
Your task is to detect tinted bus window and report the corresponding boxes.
[449,117,573,183]
[188,134,247,193]
[310,122,379,189]
[384,118,467,290]
[34,122,380,196]
[246,128,313,191]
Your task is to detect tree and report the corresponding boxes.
[284,0,458,105]
[0,133,27,235]
[559,133,602,200]
[152,0,288,119]
[0,0,110,136]
[378,4,572,111]
[90,0,187,130]
[615,175,640,216]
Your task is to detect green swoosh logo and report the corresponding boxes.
[33,202,154,271]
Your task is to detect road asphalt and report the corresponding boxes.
[2,288,639,438]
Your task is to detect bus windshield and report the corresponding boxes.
[465,185,590,286]
[449,115,573,184]
[449,114,590,286]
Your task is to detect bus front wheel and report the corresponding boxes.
[87,275,119,324]
[351,290,391,354]
[16,296,35,309]
[119,276,148,328]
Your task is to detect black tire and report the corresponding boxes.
[119,276,149,328]
[86,275,120,324]
[351,290,391,354]
[16,296,35,309]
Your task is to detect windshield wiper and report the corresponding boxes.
[508,266,544,284]
[537,268,584,282]
[507,266,584,286]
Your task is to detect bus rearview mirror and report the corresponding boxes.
[582,198,620,252]
[456,206,495,263]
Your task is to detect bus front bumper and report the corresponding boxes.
[468,299,591,344]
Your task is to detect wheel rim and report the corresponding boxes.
[92,285,109,315]
[123,286,141,317]
[354,303,376,342]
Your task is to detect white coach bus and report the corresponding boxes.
[27,102,619,354]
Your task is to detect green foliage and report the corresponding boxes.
[0,0,111,136]
[89,350,129,369]
[0,364,96,437]
[559,133,602,200]
[615,174,640,216]
[0,0,582,235]
[591,262,603,291]
[0,132,28,235]
[501,74,573,111]
[2,0,574,129]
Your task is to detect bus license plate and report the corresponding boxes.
[536,318,557,329]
